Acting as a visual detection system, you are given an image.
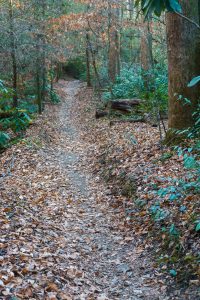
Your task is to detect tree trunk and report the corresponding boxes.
[140,19,153,91]
[166,0,200,130]
[86,32,92,87]
[86,33,102,88]
[36,41,42,115]
[128,0,134,20]
[108,29,118,82]
[108,3,120,82]
[41,0,46,107]
[9,0,18,107]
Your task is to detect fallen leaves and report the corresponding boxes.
[0,80,198,300]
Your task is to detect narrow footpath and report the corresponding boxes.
[0,80,167,300]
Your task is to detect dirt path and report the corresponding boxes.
[0,80,167,299]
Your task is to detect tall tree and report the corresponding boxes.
[108,1,120,82]
[166,0,200,129]
[140,18,153,91]
[8,0,18,107]
[136,0,200,130]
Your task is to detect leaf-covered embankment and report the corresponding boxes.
[76,85,200,298]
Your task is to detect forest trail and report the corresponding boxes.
[0,80,167,300]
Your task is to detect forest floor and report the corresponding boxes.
[0,80,199,300]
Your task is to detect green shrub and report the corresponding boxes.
[103,65,144,101]
[0,131,10,149]
[102,64,168,113]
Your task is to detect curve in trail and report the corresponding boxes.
[42,80,165,300]
[0,80,166,300]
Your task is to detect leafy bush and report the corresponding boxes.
[0,80,13,111]
[102,64,168,113]
[50,89,61,104]
[0,80,33,149]
[0,131,10,148]
[140,66,168,113]
[103,65,144,101]
[149,106,199,281]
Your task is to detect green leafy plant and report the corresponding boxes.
[50,89,60,104]
[0,131,10,148]
[102,64,168,114]
[188,76,200,87]
[10,111,32,133]
[135,0,182,17]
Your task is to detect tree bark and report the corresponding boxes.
[166,0,200,130]
[41,0,47,107]
[8,0,18,107]
[140,19,153,91]
[108,3,120,82]
[86,32,92,87]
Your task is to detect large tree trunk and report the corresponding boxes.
[166,1,200,130]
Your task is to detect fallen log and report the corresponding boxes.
[110,118,145,126]
[95,111,108,119]
[96,99,142,119]
[110,99,141,112]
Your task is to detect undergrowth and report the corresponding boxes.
[97,100,199,286]
[102,64,168,114]
[0,80,60,150]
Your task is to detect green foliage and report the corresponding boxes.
[188,76,200,88]
[0,131,10,148]
[103,64,168,113]
[50,89,61,104]
[0,81,34,149]
[195,221,200,232]
[0,80,13,111]
[140,66,168,112]
[46,84,61,104]
[135,0,182,17]
[19,100,38,114]
[103,65,144,101]
[134,104,200,281]
[169,269,177,277]
[11,111,32,133]
[149,204,169,221]
[0,111,32,133]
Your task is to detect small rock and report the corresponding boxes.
[117,263,132,274]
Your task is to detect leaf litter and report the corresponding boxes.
[0,80,199,300]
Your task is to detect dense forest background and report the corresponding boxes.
[0,0,199,298]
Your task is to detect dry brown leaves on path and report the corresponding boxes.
[0,80,198,300]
